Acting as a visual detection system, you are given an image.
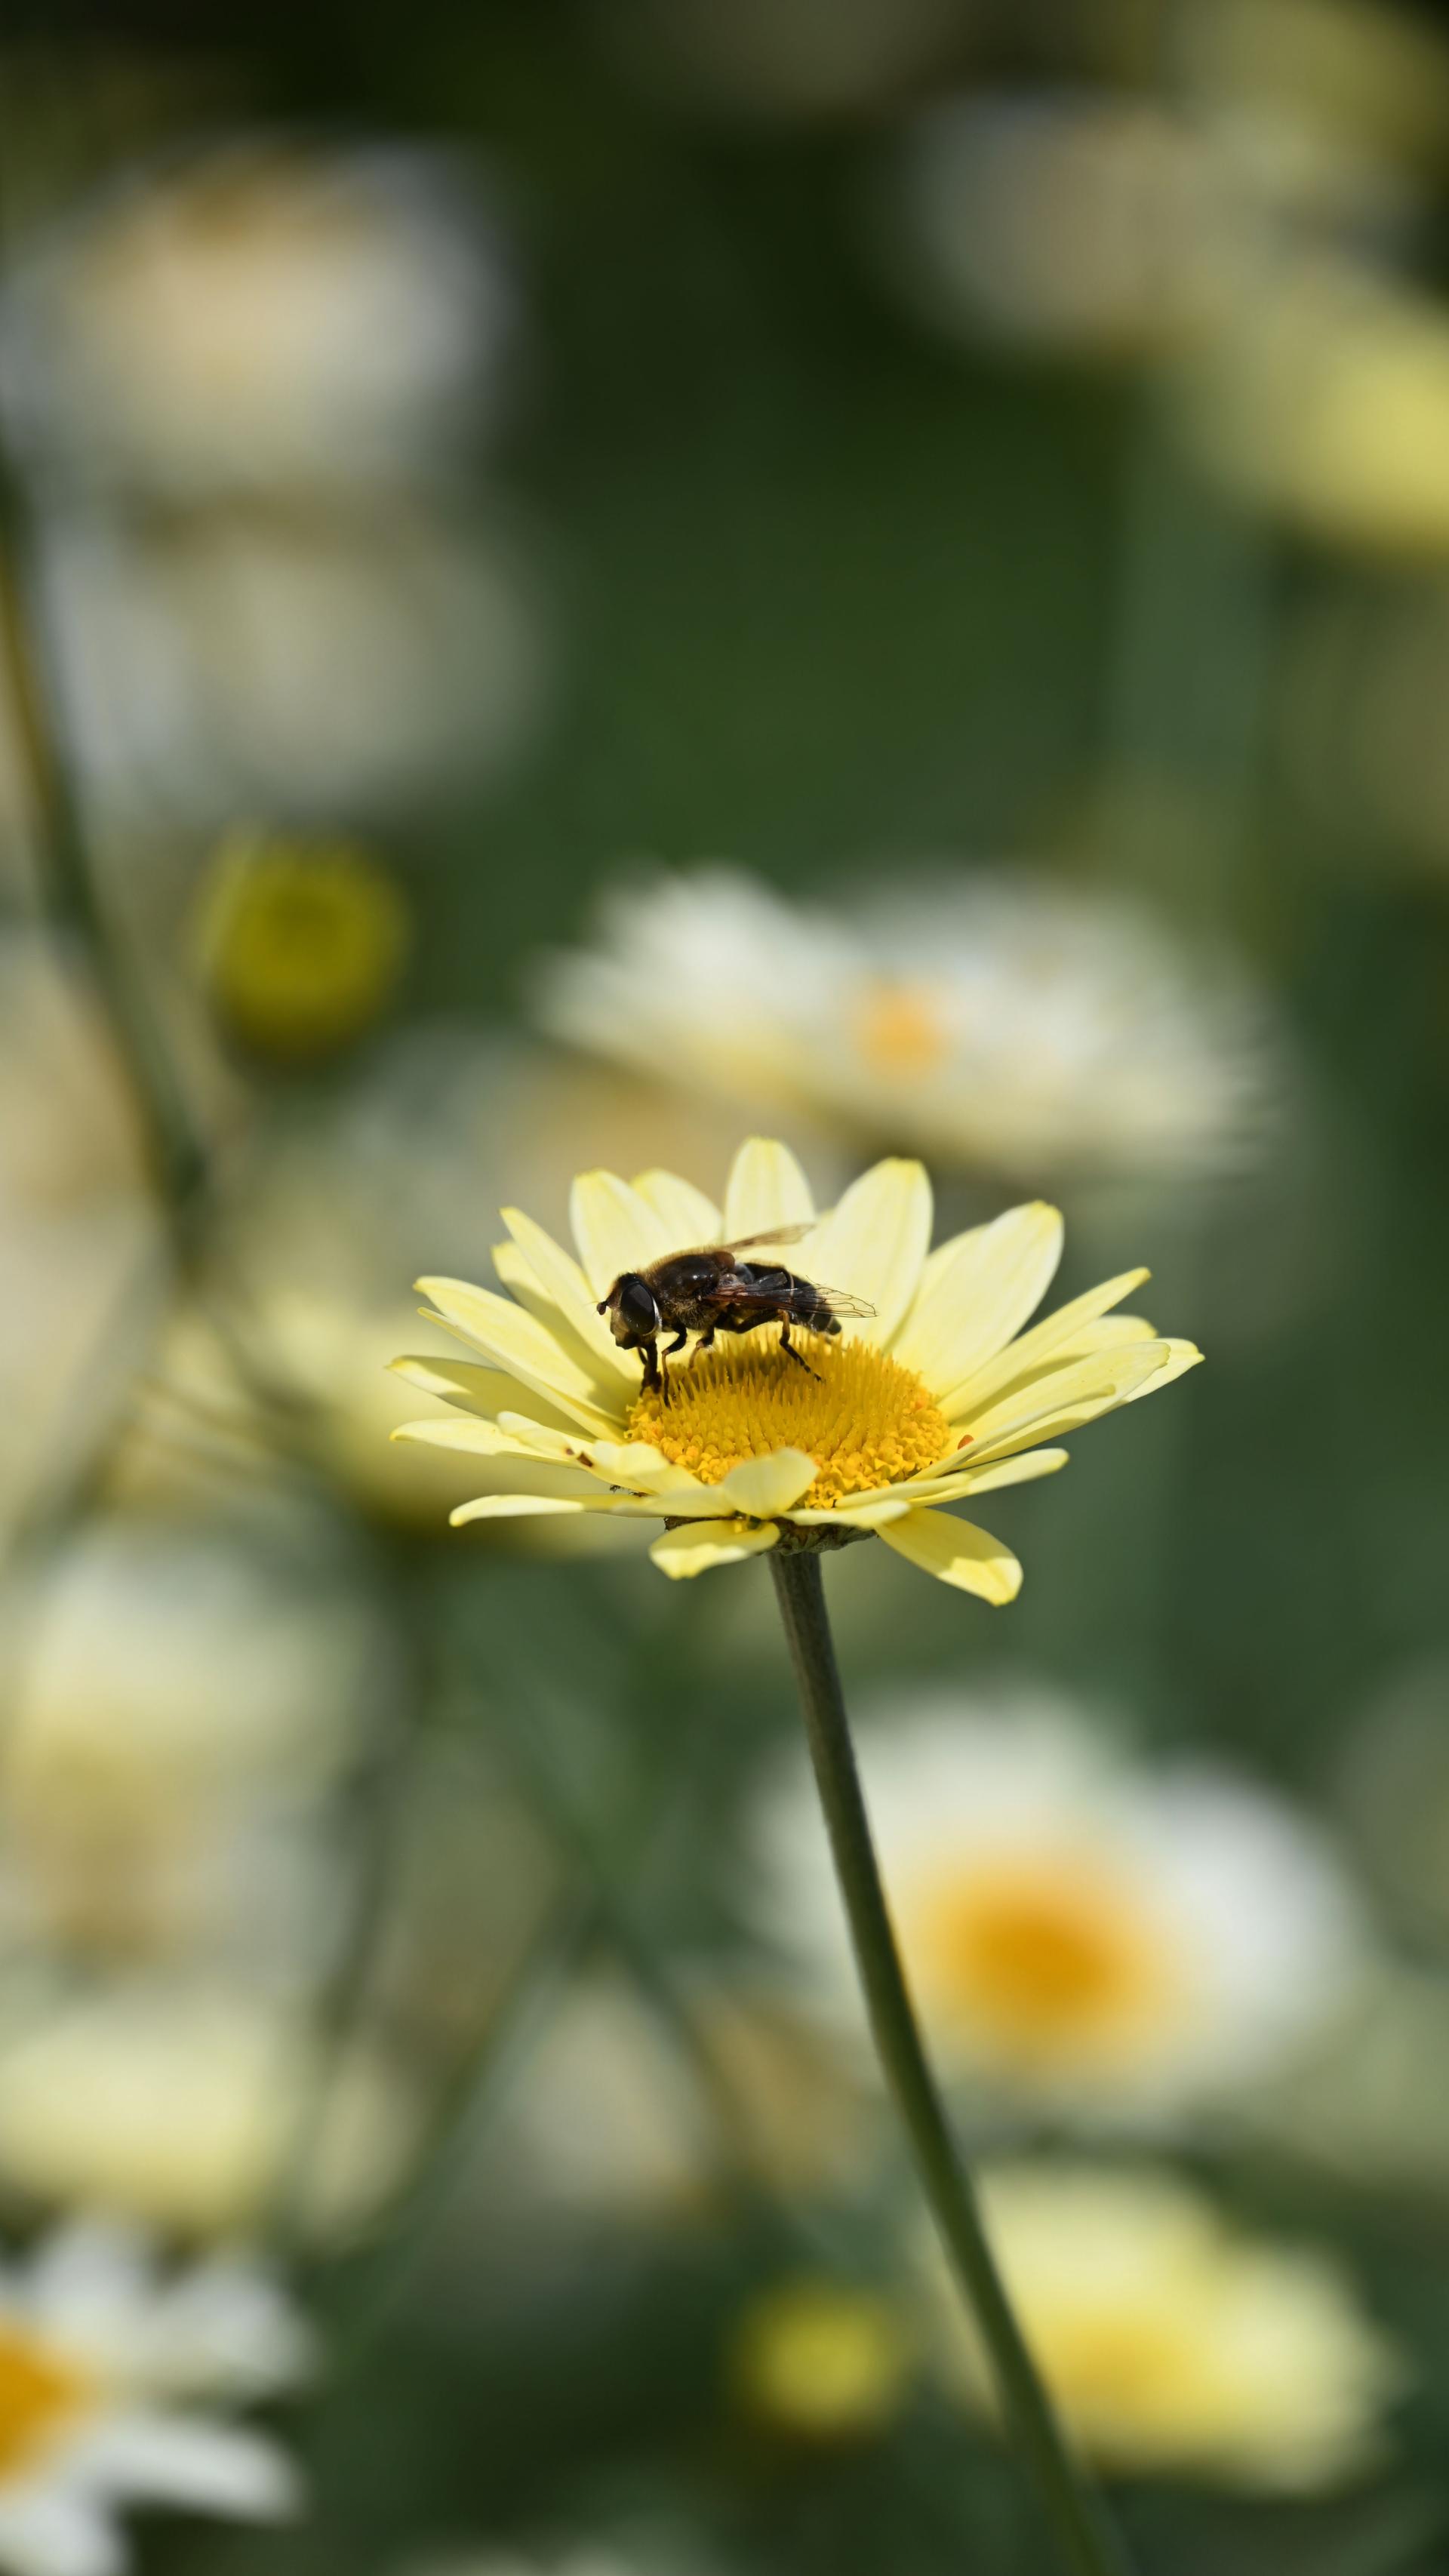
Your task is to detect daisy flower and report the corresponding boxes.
[534,870,1269,1181]
[924,2164,1404,2488]
[748,1690,1369,2116]
[391,1137,1199,1589]
[0,141,511,500]
[0,2217,307,2576]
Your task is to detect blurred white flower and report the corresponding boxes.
[32,501,548,828]
[0,140,512,499]
[748,1688,1367,2118]
[925,2163,1404,2487]
[470,1971,869,2224]
[0,1518,392,1965]
[894,91,1229,359]
[0,1986,420,2241]
[0,2215,306,2576]
[888,82,1417,365]
[537,868,1271,1181]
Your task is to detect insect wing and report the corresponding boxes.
[801,1280,876,1319]
[717,1223,817,1255]
[703,1267,877,1320]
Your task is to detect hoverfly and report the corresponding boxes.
[597,1226,875,1403]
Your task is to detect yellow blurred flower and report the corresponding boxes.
[393,1135,1199,1589]
[928,2165,1404,2488]
[1172,254,1449,556]
[0,1985,419,2242]
[536,871,1269,1180]
[728,2277,912,2439]
[749,1689,1367,2117]
[194,830,410,1062]
[0,1518,390,1965]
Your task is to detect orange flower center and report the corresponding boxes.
[627,1334,950,1510]
[0,2323,93,2479]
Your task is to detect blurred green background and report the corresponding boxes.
[3,4,1449,2575]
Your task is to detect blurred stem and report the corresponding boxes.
[769,1551,1132,2576]
[0,485,208,1223]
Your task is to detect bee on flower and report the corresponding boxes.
[391,1136,1200,1588]
[921,2164,1405,2488]
[746,1689,1370,2118]
[0,2217,308,2576]
[534,870,1271,1182]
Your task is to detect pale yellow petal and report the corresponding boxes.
[792,1443,1069,1519]
[630,1168,722,1245]
[945,1268,1151,1414]
[1120,1340,1203,1402]
[722,1137,815,1239]
[390,1354,575,1426]
[945,1446,1070,1497]
[569,1171,675,1300]
[494,1432,694,1494]
[500,1208,635,1380]
[415,1277,620,1436]
[451,1492,608,1527]
[491,1244,640,1425]
[713,1450,817,1517]
[892,1451,1071,1509]
[649,1517,783,1578]
[392,1414,558,1460]
[914,1217,992,1301]
[789,1497,914,1527]
[963,1342,1174,1463]
[877,1509,1022,1603]
[798,1159,931,1345]
[895,1203,1064,1403]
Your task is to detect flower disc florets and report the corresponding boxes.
[629,1337,951,1511]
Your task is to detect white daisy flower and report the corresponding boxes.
[534,870,1268,1181]
[0,2216,307,2576]
[924,2163,1404,2488]
[0,140,512,499]
[32,503,547,829]
[748,1689,1368,2116]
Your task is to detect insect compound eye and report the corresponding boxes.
[616,1276,659,1337]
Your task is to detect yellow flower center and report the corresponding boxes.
[626,1335,951,1510]
[728,2279,913,2439]
[911,1856,1179,2069]
[853,979,951,1076]
[0,2324,93,2478]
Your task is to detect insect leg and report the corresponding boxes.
[689,1326,718,1367]
[638,1338,662,1398]
[777,1316,822,1382]
[657,1327,688,1405]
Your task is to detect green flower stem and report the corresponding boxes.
[769,1549,1134,2576]
[0,485,208,1223]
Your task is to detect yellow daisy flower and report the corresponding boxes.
[391,1137,1200,1590]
